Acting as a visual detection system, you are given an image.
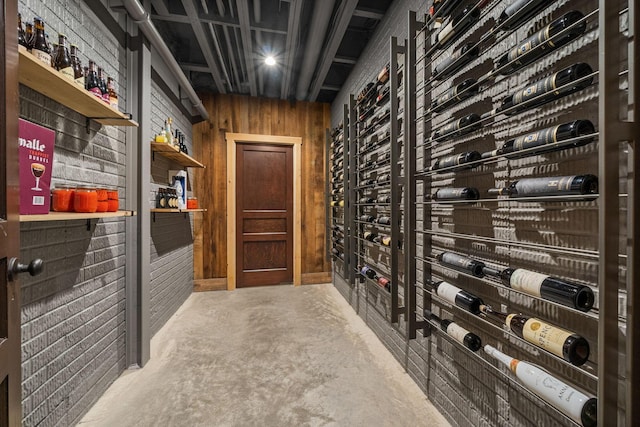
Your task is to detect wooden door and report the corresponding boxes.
[236,143,293,287]
[1,1,23,425]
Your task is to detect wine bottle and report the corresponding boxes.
[378,64,390,83]
[498,63,593,115]
[431,78,478,112]
[490,267,595,311]
[70,45,85,88]
[435,4,481,49]
[376,87,390,104]
[380,236,392,246]
[86,60,102,98]
[480,305,590,365]
[361,178,376,186]
[430,151,481,172]
[377,195,391,203]
[54,33,73,80]
[428,280,484,314]
[18,13,27,48]
[359,197,376,204]
[377,216,391,225]
[364,231,378,242]
[425,309,482,351]
[32,17,51,65]
[362,266,391,291]
[487,174,598,197]
[331,248,343,260]
[496,0,554,30]
[433,42,480,80]
[484,345,597,427]
[360,214,375,222]
[377,173,391,183]
[25,22,34,50]
[431,113,481,141]
[431,187,480,201]
[436,251,487,277]
[496,11,586,75]
[481,120,596,159]
[429,0,464,20]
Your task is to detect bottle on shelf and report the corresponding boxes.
[359,197,376,204]
[97,67,110,104]
[487,174,598,198]
[360,214,375,223]
[427,279,484,314]
[435,4,481,49]
[360,266,391,292]
[431,78,478,112]
[431,113,482,141]
[377,64,390,83]
[430,151,481,172]
[497,63,594,115]
[31,17,51,65]
[331,248,343,260]
[376,216,392,225]
[481,120,596,159]
[429,0,464,20]
[107,77,118,109]
[495,0,554,30]
[25,22,34,50]
[424,309,482,351]
[54,34,73,81]
[377,195,391,203]
[85,60,102,99]
[429,187,480,201]
[46,34,55,68]
[484,267,595,312]
[432,41,479,79]
[480,305,590,365]
[436,251,489,277]
[376,173,391,183]
[485,345,596,427]
[496,11,586,75]
[364,231,378,242]
[18,13,27,48]
[70,45,85,88]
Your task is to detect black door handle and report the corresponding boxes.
[8,258,44,281]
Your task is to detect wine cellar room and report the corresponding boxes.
[1,0,637,426]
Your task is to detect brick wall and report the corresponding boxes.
[331,0,603,426]
[17,0,196,425]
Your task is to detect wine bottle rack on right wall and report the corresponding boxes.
[406,1,638,426]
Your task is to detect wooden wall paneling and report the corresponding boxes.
[193,93,331,283]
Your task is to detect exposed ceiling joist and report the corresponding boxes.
[280,0,303,99]
[180,0,227,93]
[236,0,258,96]
[333,56,357,65]
[181,63,211,73]
[308,0,359,101]
[150,13,288,35]
[321,85,341,92]
[353,8,385,20]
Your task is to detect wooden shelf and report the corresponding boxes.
[20,210,136,222]
[18,46,137,127]
[150,208,207,213]
[150,143,205,168]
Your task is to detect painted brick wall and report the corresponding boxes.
[16,0,197,425]
[330,0,604,426]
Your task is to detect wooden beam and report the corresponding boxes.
[301,272,332,285]
[193,278,227,292]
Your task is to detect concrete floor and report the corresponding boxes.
[78,283,450,427]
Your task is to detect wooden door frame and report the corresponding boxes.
[226,133,302,290]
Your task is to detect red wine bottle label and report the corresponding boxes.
[59,66,74,81]
[508,315,573,358]
[513,126,558,150]
[436,281,463,304]
[33,50,51,66]
[446,322,471,345]
[507,25,552,63]
[510,269,548,297]
[514,175,576,195]
[513,74,557,105]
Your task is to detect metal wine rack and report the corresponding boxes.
[404,0,639,426]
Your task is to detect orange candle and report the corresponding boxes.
[107,188,119,212]
[96,188,108,212]
[187,197,198,209]
[52,184,75,212]
[74,186,98,213]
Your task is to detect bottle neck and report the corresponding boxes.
[484,345,518,373]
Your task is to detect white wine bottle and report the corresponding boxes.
[484,345,597,427]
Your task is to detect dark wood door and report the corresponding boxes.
[236,143,293,287]
[1,1,23,425]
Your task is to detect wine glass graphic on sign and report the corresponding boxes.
[31,163,45,191]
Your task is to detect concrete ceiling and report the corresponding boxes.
[149,0,393,103]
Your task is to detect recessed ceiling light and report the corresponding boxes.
[265,56,276,66]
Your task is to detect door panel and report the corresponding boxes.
[0,0,23,425]
[236,144,293,287]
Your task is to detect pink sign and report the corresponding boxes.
[19,119,55,214]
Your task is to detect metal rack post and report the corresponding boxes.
[347,95,357,288]
[325,128,331,262]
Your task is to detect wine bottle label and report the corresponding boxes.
[438,154,465,168]
[508,315,573,358]
[75,76,85,88]
[513,126,558,151]
[33,50,51,66]
[514,362,594,426]
[381,236,391,246]
[435,188,464,199]
[437,20,455,45]
[514,175,576,195]
[513,73,558,105]
[446,323,471,346]
[438,118,461,137]
[89,87,102,98]
[510,269,549,297]
[59,66,75,81]
[437,85,459,107]
[441,252,473,269]
[507,25,552,63]
[436,281,463,304]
